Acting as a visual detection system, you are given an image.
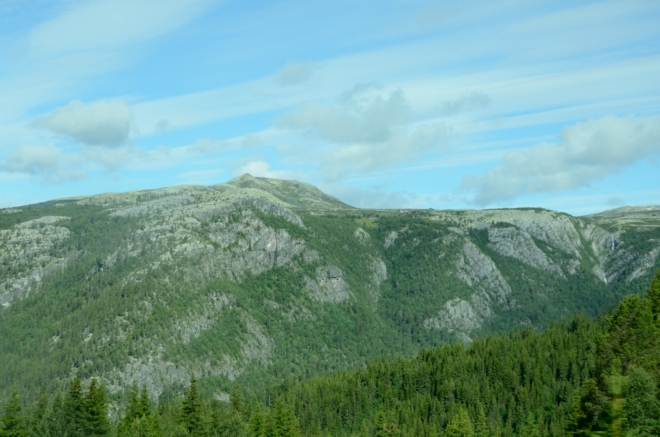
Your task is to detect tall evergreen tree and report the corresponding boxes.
[518,414,541,437]
[181,376,202,436]
[27,387,48,437]
[64,378,85,437]
[648,270,660,320]
[84,378,111,436]
[622,367,660,435]
[273,399,301,437]
[250,404,266,437]
[0,387,26,437]
[474,404,489,437]
[444,407,474,437]
[42,392,66,437]
[230,385,244,417]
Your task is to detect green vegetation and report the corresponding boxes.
[1,180,659,417]
[2,271,659,436]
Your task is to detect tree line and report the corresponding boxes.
[2,271,659,436]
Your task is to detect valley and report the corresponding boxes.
[0,175,659,404]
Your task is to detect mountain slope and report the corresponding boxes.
[0,177,658,402]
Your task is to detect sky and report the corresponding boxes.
[1,0,659,215]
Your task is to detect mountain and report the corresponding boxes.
[0,176,659,402]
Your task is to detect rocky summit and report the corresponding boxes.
[0,174,659,401]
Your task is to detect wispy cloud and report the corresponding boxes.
[234,160,300,180]
[463,114,660,205]
[32,99,133,146]
[0,144,86,183]
[27,0,214,56]
[275,61,315,86]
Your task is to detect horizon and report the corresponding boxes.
[2,172,658,217]
[1,1,659,215]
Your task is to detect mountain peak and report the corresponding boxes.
[223,175,353,210]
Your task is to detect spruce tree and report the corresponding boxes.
[181,376,202,436]
[444,407,474,437]
[117,382,139,437]
[0,387,26,437]
[273,399,301,437]
[518,414,541,437]
[230,385,244,417]
[84,378,111,436]
[622,367,660,435]
[27,387,48,437]
[138,385,152,418]
[648,269,660,320]
[43,392,66,437]
[64,378,85,437]
[474,404,489,437]
[250,404,266,437]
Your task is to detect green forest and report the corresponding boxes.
[2,270,659,437]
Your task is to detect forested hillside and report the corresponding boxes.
[0,175,659,405]
[3,271,659,436]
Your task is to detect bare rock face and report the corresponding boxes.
[305,266,352,303]
[425,241,514,341]
[0,216,71,307]
[455,241,512,306]
[423,297,483,343]
[354,227,370,244]
[487,226,563,276]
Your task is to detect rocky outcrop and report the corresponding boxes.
[487,226,563,276]
[455,241,512,306]
[305,266,352,303]
[0,216,71,306]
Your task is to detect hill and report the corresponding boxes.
[0,176,659,403]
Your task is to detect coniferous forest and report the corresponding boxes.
[2,270,659,437]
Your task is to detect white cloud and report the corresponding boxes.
[277,84,411,143]
[321,122,449,180]
[463,115,660,205]
[275,61,315,86]
[276,84,450,180]
[439,91,491,116]
[177,169,226,184]
[318,183,418,209]
[234,160,299,180]
[33,100,133,146]
[187,134,262,155]
[0,144,86,183]
[28,0,213,56]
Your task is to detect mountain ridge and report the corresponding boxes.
[0,177,659,403]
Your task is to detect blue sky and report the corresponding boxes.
[1,0,659,214]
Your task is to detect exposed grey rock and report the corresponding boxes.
[367,257,387,307]
[0,216,71,306]
[455,241,512,306]
[305,265,352,303]
[384,231,398,248]
[487,226,563,276]
[354,227,370,244]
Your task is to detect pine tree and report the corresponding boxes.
[273,399,301,437]
[622,367,660,435]
[84,378,111,436]
[181,376,202,436]
[444,407,474,437]
[64,378,85,437]
[27,387,48,437]
[250,404,266,437]
[474,404,489,437]
[518,414,541,437]
[43,392,66,437]
[230,385,244,417]
[138,385,152,418]
[648,269,660,320]
[0,387,26,437]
